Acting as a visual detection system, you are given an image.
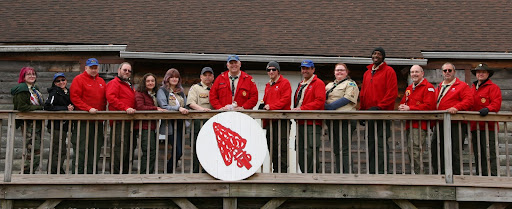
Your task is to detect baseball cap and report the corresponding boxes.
[201,67,214,75]
[227,55,240,62]
[53,72,66,82]
[86,58,99,67]
[301,60,314,68]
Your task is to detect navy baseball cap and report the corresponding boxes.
[227,55,240,62]
[301,60,314,68]
[53,72,66,82]
[86,58,99,67]
[201,67,214,75]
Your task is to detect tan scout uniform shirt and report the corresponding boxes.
[325,79,359,111]
[186,82,213,109]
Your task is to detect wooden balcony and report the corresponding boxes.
[0,110,511,209]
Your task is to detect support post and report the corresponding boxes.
[444,200,458,209]
[4,113,15,182]
[37,200,62,209]
[171,198,198,209]
[443,113,453,184]
[261,198,287,209]
[392,199,418,209]
[223,198,237,209]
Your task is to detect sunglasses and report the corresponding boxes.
[442,69,453,73]
[54,78,66,82]
[122,69,132,73]
[266,68,278,72]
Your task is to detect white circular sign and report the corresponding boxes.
[196,112,268,181]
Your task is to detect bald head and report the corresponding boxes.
[410,65,425,84]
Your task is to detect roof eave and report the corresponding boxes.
[120,52,427,65]
[0,45,127,52]
[422,52,512,59]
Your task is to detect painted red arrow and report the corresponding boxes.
[213,122,252,169]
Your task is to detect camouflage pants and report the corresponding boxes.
[21,120,43,174]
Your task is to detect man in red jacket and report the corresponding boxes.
[292,60,326,173]
[262,61,292,173]
[359,47,398,174]
[398,65,436,174]
[70,58,106,174]
[209,55,258,110]
[470,63,502,176]
[106,62,136,174]
[432,62,473,175]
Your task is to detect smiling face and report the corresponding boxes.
[301,66,315,80]
[476,70,489,83]
[54,76,67,89]
[24,71,37,85]
[267,66,279,81]
[145,75,156,91]
[227,60,241,76]
[85,65,99,77]
[168,76,180,88]
[334,64,348,81]
[410,65,424,84]
[372,51,384,65]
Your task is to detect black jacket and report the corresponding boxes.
[44,85,73,131]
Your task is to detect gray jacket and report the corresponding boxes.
[157,86,187,135]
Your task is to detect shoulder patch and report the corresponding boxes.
[348,82,357,87]
[428,88,435,92]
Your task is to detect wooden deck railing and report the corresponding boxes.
[1,110,511,184]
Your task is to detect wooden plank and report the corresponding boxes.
[6,174,449,187]
[223,198,237,209]
[171,198,198,209]
[487,203,511,209]
[261,198,287,209]
[36,199,62,209]
[392,199,418,209]
[1,200,13,209]
[457,187,512,202]
[4,184,230,199]
[444,200,459,209]
[443,113,454,184]
[453,175,512,188]
[229,184,455,200]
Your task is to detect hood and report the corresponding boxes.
[10,83,30,95]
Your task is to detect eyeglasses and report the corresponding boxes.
[266,68,278,72]
[335,69,347,72]
[54,78,66,82]
[122,69,132,73]
[25,74,36,77]
[442,69,453,73]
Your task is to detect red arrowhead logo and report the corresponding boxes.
[213,122,252,170]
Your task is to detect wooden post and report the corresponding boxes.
[171,198,198,209]
[223,198,237,209]
[443,113,453,184]
[261,198,287,209]
[443,200,458,209]
[37,200,62,209]
[487,203,510,209]
[393,199,418,209]
[4,113,15,182]
[1,200,13,209]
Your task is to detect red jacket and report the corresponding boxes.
[470,79,502,131]
[70,71,106,111]
[262,75,292,127]
[359,62,398,110]
[294,75,325,125]
[209,70,258,109]
[399,78,436,130]
[134,91,158,130]
[436,78,473,112]
[106,76,135,111]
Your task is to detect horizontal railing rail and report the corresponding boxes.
[1,110,510,186]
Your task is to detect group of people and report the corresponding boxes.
[11,47,502,175]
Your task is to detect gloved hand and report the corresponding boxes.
[479,107,490,116]
[368,106,380,110]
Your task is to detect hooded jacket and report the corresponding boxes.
[11,82,44,128]
[44,84,73,131]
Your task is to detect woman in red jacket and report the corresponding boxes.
[135,73,166,173]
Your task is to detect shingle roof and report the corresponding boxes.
[1,0,511,58]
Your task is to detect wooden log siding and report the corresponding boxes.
[1,110,512,179]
